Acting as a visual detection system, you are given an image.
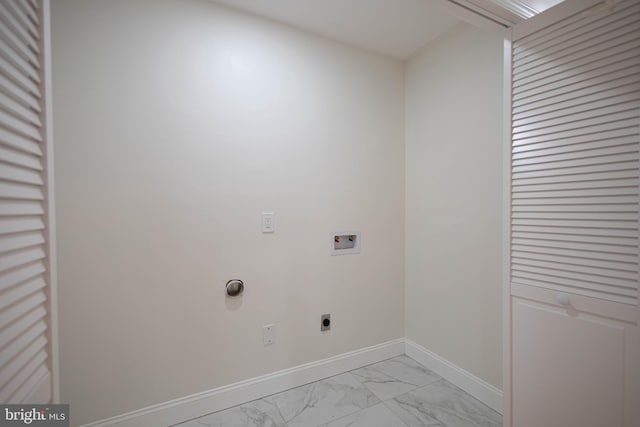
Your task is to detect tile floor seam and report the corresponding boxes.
[379,400,412,427]
[269,396,289,427]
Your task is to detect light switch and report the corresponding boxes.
[261,212,274,233]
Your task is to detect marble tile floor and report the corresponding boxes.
[174,355,502,427]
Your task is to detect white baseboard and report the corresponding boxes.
[81,338,503,426]
[81,339,405,427]
[405,339,503,414]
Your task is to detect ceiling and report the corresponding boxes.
[209,0,565,60]
[210,0,460,59]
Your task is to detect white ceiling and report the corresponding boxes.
[210,0,461,60]
[209,0,565,60]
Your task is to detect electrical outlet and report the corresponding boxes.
[263,324,275,346]
[321,314,331,331]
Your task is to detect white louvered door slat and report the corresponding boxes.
[0,14,38,69]
[0,306,45,353]
[0,162,43,184]
[513,59,640,103]
[0,320,46,369]
[513,134,639,156]
[0,145,42,170]
[514,87,640,120]
[0,182,43,200]
[0,0,53,405]
[0,278,45,312]
[513,72,640,112]
[0,348,47,402]
[508,1,640,427]
[0,291,46,332]
[511,256,638,280]
[511,249,637,271]
[3,1,39,41]
[0,232,45,253]
[0,263,45,294]
[514,94,640,127]
[0,69,39,111]
[0,200,43,216]
[0,128,41,155]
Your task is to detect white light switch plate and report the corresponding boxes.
[262,212,274,233]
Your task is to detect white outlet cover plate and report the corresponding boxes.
[262,324,275,346]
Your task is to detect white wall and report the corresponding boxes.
[405,23,504,389]
[51,0,405,424]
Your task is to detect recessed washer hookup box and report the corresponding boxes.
[330,231,361,255]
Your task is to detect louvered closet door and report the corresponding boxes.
[0,0,55,404]
[507,1,640,427]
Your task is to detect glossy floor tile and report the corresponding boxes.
[387,380,502,427]
[271,372,380,427]
[175,356,502,427]
[350,355,441,401]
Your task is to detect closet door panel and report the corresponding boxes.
[508,1,640,426]
[0,0,55,403]
[512,294,628,427]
